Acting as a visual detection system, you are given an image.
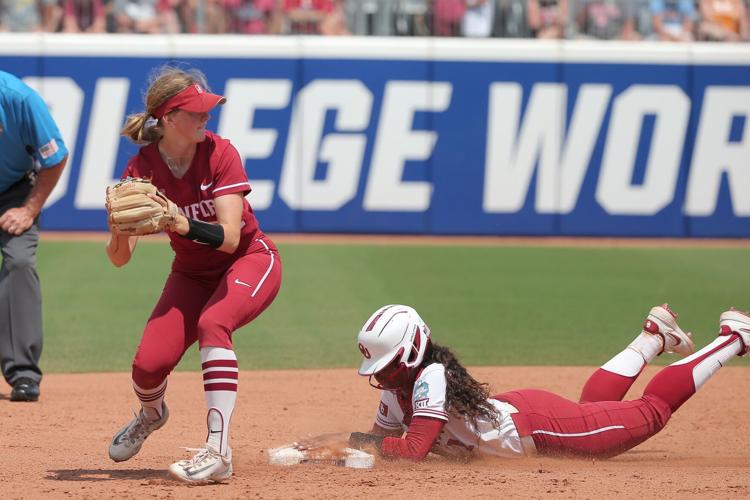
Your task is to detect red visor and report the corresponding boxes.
[152,83,226,119]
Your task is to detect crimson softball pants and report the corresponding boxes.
[131,243,281,389]
[495,334,740,458]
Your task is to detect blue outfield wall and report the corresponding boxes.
[1,35,749,237]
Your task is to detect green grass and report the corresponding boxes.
[37,240,750,373]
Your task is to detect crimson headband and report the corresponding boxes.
[151,83,226,119]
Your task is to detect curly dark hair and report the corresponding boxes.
[421,341,500,426]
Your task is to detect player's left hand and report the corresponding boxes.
[0,206,35,235]
[147,191,181,232]
[293,432,349,451]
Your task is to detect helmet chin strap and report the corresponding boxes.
[368,375,386,390]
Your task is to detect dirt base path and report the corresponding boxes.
[2,366,748,499]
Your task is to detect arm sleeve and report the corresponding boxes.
[380,416,445,461]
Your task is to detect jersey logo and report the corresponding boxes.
[414,398,428,409]
[379,401,388,417]
[179,199,217,220]
[358,343,371,359]
[200,181,214,191]
[234,278,253,288]
[413,380,429,401]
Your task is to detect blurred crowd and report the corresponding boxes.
[0,0,748,41]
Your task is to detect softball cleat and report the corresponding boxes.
[109,403,169,462]
[642,304,695,356]
[169,445,233,484]
[719,308,750,356]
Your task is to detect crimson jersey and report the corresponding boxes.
[123,131,268,276]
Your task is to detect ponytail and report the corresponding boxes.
[121,112,162,144]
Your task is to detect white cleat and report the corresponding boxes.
[643,304,695,356]
[719,308,750,356]
[109,403,169,462]
[169,445,233,484]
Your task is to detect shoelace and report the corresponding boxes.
[180,447,216,469]
[124,411,160,445]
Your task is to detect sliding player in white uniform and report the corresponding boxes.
[340,304,750,460]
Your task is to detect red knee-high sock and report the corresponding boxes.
[644,334,742,413]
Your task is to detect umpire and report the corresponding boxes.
[0,71,68,402]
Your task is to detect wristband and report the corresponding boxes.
[181,218,224,248]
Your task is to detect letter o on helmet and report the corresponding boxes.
[358,343,371,359]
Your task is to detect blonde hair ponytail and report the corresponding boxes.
[121,112,162,144]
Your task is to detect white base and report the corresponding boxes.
[267,444,374,469]
[267,445,305,466]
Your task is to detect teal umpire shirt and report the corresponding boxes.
[0,70,69,192]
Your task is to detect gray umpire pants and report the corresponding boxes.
[0,175,42,386]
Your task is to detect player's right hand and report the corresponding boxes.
[0,206,35,235]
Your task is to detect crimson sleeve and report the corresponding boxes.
[380,416,445,460]
[212,140,251,197]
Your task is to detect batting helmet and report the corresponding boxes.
[356,305,431,388]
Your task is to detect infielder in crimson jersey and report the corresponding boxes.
[105,66,281,484]
[312,303,750,460]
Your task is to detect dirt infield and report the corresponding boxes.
[2,366,748,499]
